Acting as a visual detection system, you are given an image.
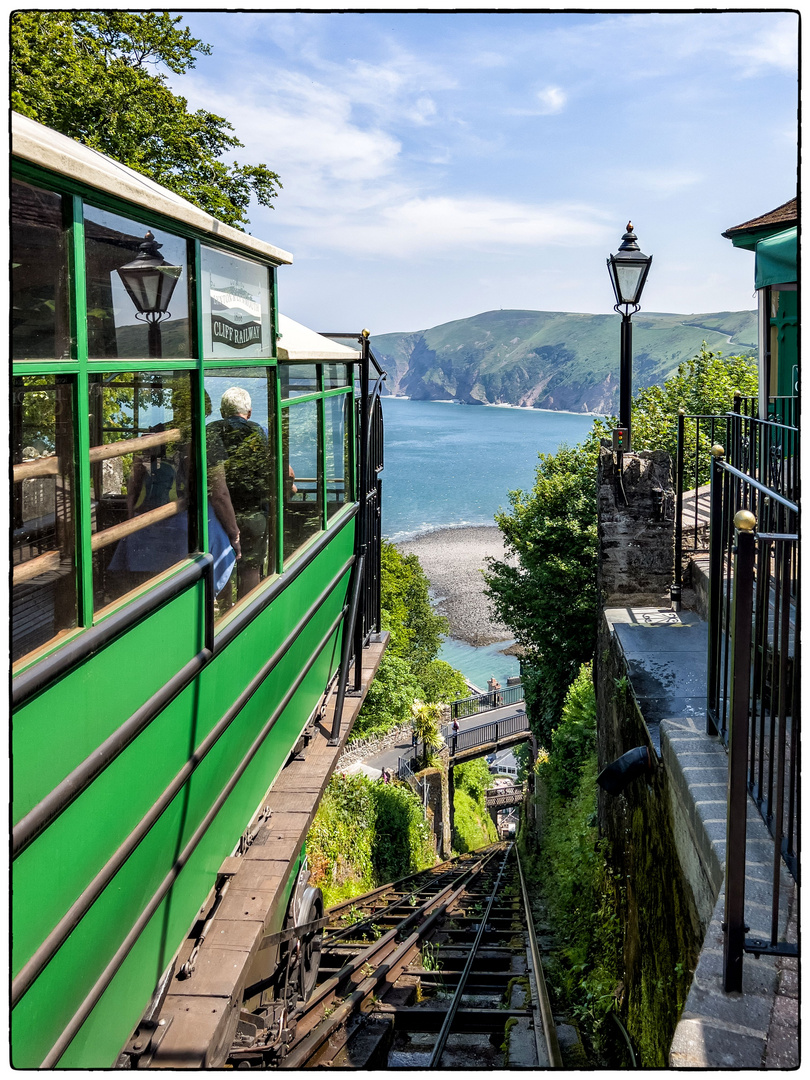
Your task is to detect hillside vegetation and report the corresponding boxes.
[353,540,467,739]
[373,308,757,414]
[307,773,435,906]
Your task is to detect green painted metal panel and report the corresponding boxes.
[12,619,342,1067]
[755,227,797,288]
[12,556,350,974]
[12,581,205,822]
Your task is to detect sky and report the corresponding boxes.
[173,8,798,335]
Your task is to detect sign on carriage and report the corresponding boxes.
[210,285,263,349]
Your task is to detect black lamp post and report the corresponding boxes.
[606,222,653,449]
[117,232,182,358]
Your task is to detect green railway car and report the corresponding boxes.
[11,113,386,1067]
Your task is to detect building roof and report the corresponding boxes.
[722,198,797,240]
[12,111,293,266]
[276,314,361,361]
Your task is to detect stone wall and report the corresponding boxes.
[597,447,675,605]
[595,615,701,1066]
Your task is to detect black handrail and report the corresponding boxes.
[450,683,524,720]
[704,447,799,992]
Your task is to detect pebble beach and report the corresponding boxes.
[396,525,515,647]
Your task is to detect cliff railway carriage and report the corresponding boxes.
[11,113,387,1068]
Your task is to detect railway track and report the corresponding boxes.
[226,843,562,1068]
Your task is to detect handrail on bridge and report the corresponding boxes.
[450,682,524,720]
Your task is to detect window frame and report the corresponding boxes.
[10,160,301,673]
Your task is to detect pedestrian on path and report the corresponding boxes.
[452,717,459,754]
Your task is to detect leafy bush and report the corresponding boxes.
[528,666,624,1063]
[452,758,498,853]
[307,773,434,906]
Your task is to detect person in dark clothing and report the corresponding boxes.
[207,387,270,598]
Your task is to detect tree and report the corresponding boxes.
[593,345,758,489]
[484,441,600,745]
[380,540,448,672]
[485,345,757,745]
[416,659,468,704]
[353,653,420,738]
[11,11,281,229]
[411,700,444,768]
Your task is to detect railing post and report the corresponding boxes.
[723,510,757,993]
[706,444,726,735]
[671,408,685,610]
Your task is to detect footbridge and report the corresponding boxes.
[486,783,527,810]
[396,709,534,780]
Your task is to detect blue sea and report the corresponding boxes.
[381,398,595,687]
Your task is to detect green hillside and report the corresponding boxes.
[372,308,757,414]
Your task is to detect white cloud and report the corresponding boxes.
[611,169,703,197]
[536,86,567,115]
[293,196,613,258]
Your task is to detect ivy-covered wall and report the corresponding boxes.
[595,615,701,1066]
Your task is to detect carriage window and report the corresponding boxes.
[279,364,318,398]
[200,247,273,359]
[323,364,350,390]
[12,376,77,663]
[12,181,70,360]
[283,400,322,561]
[85,207,191,359]
[204,368,277,614]
[325,393,351,519]
[88,371,195,611]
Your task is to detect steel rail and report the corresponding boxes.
[427,844,512,1066]
[280,847,503,1069]
[33,606,349,1067]
[516,844,563,1067]
[716,459,798,512]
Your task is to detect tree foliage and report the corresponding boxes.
[484,441,600,744]
[354,541,466,738]
[353,653,420,738]
[417,659,469,704]
[593,345,758,488]
[485,346,758,745]
[380,540,448,672]
[11,11,281,228]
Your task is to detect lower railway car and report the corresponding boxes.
[11,113,387,1067]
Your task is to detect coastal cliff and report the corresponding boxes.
[373,308,757,414]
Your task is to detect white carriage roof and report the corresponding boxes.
[12,111,293,266]
[277,314,361,361]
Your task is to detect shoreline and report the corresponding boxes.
[384,395,599,417]
[396,525,515,647]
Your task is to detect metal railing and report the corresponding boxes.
[672,396,757,605]
[673,395,797,602]
[444,711,531,757]
[705,442,799,990]
[485,783,526,808]
[450,682,524,720]
[397,711,532,781]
